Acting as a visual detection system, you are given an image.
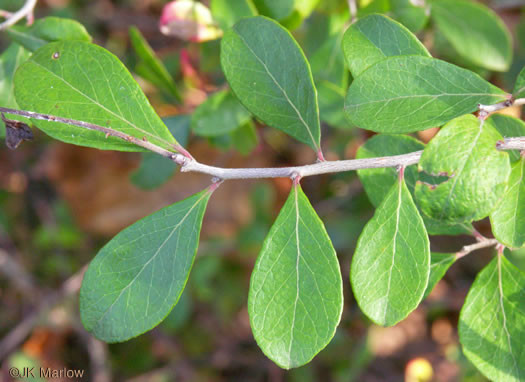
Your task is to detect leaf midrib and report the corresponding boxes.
[233,29,319,150]
[29,60,175,149]
[91,191,208,331]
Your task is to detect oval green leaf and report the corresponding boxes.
[344,56,507,133]
[248,184,343,369]
[191,90,252,137]
[14,41,179,152]
[80,188,213,342]
[7,17,92,52]
[390,0,429,33]
[430,0,512,72]
[351,173,430,326]
[221,16,321,152]
[490,157,525,249]
[342,14,429,77]
[416,114,511,223]
[459,254,525,382]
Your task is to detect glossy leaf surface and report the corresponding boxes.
[14,41,178,152]
[431,0,512,71]
[490,158,525,248]
[351,175,430,326]
[342,14,429,77]
[7,17,91,52]
[459,255,525,382]
[344,56,507,133]
[249,184,343,369]
[221,16,321,152]
[416,115,510,223]
[80,188,212,342]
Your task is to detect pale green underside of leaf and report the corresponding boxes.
[490,158,525,249]
[191,90,252,137]
[430,0,512,72]
[80,189,212,342]
[423,252,455,299]
[351,177,430,326]
[7,16,92,52]
[356,134,472,236]
[342,14,430,77]
[221,16,321,151]
[459,255,525,382]
[248,184,343,369]
[0,44,30,137]
[489,114,525,162]
[344,55,507,133]
[416,114,510,224]
[14,41,178,152]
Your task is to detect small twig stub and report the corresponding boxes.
[1,113,33,150]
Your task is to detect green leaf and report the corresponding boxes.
[131,115,190,190]
[248,184,343,369]
[80,188,213,342]
[221,16,321,152]
[14,41,179,152]
[459,254,525,382]
[390,0,429,33]
[490,158,525,248]
[351,174,430,326]
[210,0,257,30]
[317,80,349,128]
[252,0,294,21]
[416,114,511,223]
[129,26,181,102]
[0,44,30,137]
[357,0,390,18]
[342,14,430,77]
[423,252,455,299]
[311,31,347,86]
[355,134,471,235]
[191,90,252,137]
[430,0,512,72]
[7,17,92,52]
[345,56,507,133]
[232,120,258,155]
[357,134,424,207]
[513,66,525,99]
[489,114,525,162]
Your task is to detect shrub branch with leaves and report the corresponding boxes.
[2,0,525,380]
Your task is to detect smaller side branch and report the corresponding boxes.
[456,238,499,259]
[0,0,36,30]
[478,97,525,119]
